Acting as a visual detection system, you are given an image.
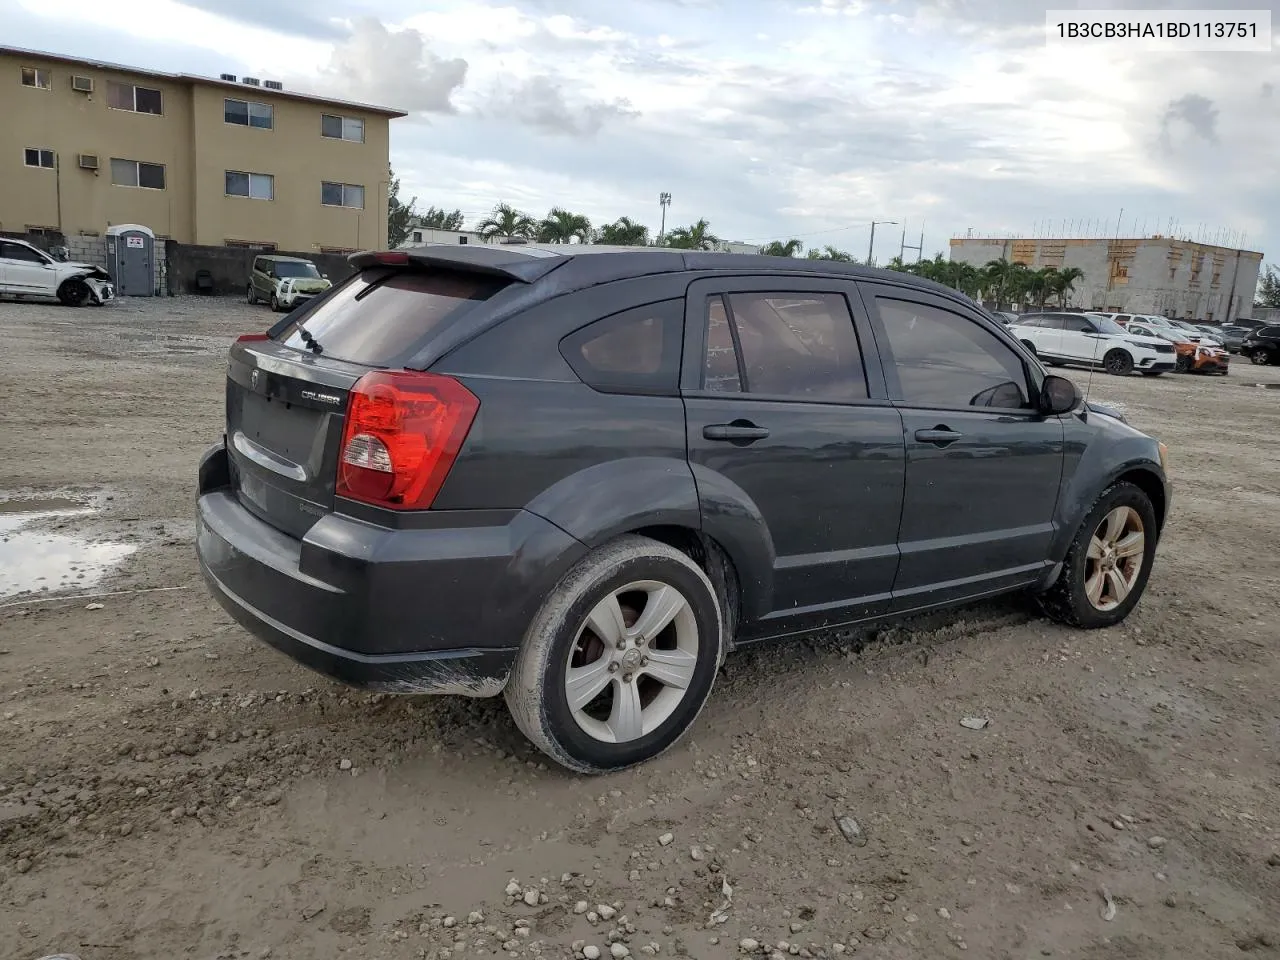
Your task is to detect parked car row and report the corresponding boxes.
[1006,311,1239,377]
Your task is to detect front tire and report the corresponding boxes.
[1175,356,1192,372]
[1103,349,1134,376]
[1249,350,1270,366]
[505,535,724,774]
[1038,481,1158,629]
[57,278,90,307]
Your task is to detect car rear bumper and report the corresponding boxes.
[195,440,586,695]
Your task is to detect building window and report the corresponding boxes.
[224,98,274,129]
[412,231,423,243]
[320,246,359,254]
[110,158,166,189]
[225,170,274,200]
[107,81,163,114]
[225,239,277,250]
[21,67,51,89]
[24,148,55,169]
[321,114,365,142]
[321,181,365,208]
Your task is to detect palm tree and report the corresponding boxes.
[663,218,720,250]
[596,217,650,246]
[537,207,593,244]
[1023,267,1056,310]
[805,245,856,262]
[760,239,804,258]
[476,202,537,241]
[1050,266,1085,307]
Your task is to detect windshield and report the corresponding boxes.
[1147,327,1190,343]
[273,261,322,279]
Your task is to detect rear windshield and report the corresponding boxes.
[275,268,507,366]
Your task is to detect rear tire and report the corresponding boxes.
[57,278,90,307]
[247,285,258,305]
[1249,350,1270,366]
[504,535,724,774]
[270,293,281,312]
[1175,356,1192,373]
[1103,349,1134,376]
[1038,481,1159,629]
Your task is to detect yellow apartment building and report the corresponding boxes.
[0,46,406,253]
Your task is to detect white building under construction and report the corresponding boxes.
[949,235,1263,322]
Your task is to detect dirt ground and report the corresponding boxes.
[1,295,1278,960]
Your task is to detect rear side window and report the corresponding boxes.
[700,292,868,401]
[875,298,1032,410]
[560,299,683,396]
[276,269,506,366]
[1261,326,1280,338]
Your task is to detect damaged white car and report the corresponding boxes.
[0,238,115,306]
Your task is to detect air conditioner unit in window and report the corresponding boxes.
[242,77,260,86]
[78,154,99,170]
[264,80,283,90]
[71,75,94,93]
[220,73,236,82]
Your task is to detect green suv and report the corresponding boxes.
[246,255,332,312]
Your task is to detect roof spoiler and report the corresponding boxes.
[347,247,566,283]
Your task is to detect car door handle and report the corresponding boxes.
[703,421,770,442]
[914,427,963,445]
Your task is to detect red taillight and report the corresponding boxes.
[236,333,270,343]
[372,251,410,266]
[336,371,479,510]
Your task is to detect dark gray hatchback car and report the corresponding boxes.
[196,245,1172,773]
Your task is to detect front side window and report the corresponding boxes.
[24,148,55,169]
[875,298,1032,410]
[110,158,166,189]
[321,114,365,142]
[225,170,274,200]
[107,81,163,114]
[0,242,49,264]
[224,98,274,129]
[700,292,868,401]
[21,67,50,89]
[561,300,683,395]
[321,181,365,208]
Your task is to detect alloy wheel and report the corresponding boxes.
[564,580,699,744]
[1084,506,1145,611]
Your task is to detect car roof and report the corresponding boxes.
[352,244,973,301]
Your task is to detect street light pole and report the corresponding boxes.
[658,192,671,243]
[867,220,898,267]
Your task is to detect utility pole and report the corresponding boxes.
[658,192,671,243]
[900,221,923,262]
[868,220,897,267]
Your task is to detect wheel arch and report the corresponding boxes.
[628,524,743,652]
[1115,466,1168,532]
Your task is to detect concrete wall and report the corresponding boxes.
[165,242,356,296]
[950,237,1264,322]
[0,49,397,253]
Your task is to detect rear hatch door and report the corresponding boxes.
[225,261,539,538]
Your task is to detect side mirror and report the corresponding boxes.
[1039,374,1080,416]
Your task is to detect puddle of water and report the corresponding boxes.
[0,497,137,600]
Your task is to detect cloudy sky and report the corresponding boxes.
[7,0,1278,263]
